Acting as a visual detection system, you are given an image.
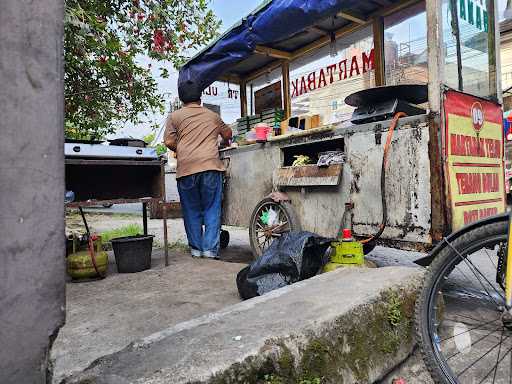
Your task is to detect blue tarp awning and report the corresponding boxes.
[178,0,395,99]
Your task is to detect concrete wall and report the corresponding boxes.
[0,1,66,383]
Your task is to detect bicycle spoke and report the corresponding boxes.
[446,312,502,325]
[447,326,504,361]
[484,248,497,270]
[444,239,505,305]
[478,344,512,384]
[462,255,506,303]
[490,328,506,384]
[456,335,511,378]
[441,317,503,342]
[446,267,502,307]
[450,262,502,308]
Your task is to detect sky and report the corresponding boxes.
[116,0,510,141]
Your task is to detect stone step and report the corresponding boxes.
[60,266,423,384]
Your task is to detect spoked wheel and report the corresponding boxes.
[249,198,300,258]
[415,220,512,384]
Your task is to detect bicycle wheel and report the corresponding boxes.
[249,198,301,259]
[416,220,512,384]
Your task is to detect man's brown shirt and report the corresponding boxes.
[164,104,231,179]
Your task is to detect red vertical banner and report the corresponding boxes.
[444,90,505,229]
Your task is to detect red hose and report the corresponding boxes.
[88,235,104,278]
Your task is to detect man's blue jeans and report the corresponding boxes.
[177,170,223,256]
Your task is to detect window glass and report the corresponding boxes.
[384,2,428,86]
[288,26,375,125]
[443,0,496,99]
[201,82,241,123]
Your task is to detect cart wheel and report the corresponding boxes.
[220,229,230,249]
[249,198,301,259]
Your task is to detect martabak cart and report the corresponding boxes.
[179,0,507,258]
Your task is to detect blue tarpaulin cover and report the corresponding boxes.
[178,0,349,100]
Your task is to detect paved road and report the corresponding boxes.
[83,203,143,215]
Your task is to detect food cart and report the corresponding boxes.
[179,0,506,257]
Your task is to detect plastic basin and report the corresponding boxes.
[111,235,154,273]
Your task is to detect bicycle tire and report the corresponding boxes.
[415,220,509,384]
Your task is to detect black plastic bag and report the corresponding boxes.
[236,231,332,300]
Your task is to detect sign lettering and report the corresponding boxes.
[291,48,375,98]
[444,90,505,230]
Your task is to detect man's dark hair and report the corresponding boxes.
[178,80,202,104]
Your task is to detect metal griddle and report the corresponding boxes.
[345,84,428,125]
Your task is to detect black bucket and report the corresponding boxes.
[111,235,154,273]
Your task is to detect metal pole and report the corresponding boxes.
[142,202,148,235]
[250,83,254,115]
[449,0,464,91]
[163,203,169,266]
[79,206,91,236]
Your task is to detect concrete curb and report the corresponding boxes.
[60,266,424,384]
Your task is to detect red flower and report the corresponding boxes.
[98,56,107,64]
[152,29,166,52]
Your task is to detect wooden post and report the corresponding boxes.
[426,0,444,114]
[372,16,385,86]
[240,79,248,117]
[282,60,291,120]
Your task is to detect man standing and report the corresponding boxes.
[164,90,232,259]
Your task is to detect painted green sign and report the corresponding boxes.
[459,0,489,32]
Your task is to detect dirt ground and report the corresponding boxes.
[53,212,253,383]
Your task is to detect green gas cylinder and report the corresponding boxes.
[323,229,364,272]
[67,235,108,279]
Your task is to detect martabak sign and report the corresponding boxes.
[291,49,375,98]
[444,90,506,228]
